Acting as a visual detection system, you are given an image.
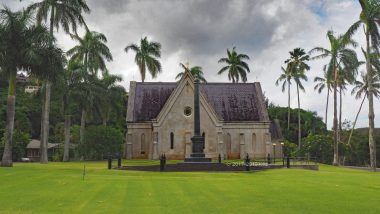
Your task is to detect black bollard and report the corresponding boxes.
[163,154,166,165]
[159,154,164,172]
[286,156,290,168]
[218,154,222,163]
[245,153,250,171]
[117,156,121,168]
[267,153,271,164]
[108,156,112,169]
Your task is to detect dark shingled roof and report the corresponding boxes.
[133,82,177,122]
[200,83,266,121]
[129,82,268,122]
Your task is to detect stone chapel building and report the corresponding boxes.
[124,72,283,160]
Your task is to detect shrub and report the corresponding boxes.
[77,125,123,160]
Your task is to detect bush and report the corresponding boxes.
[0,129,31,161]
[301,134,333,164]
[77,125,123,160]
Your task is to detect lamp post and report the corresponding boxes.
[280,141,284,166]
[272,143,276,164]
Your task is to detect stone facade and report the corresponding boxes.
[125,72,283,160]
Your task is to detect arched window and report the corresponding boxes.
[170,132,174,149]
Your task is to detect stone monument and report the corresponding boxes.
[184,78,211,162]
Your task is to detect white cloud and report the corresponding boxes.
[2,0,379,129]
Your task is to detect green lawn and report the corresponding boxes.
[0,161,379,214]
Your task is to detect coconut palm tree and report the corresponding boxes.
[218,47,250,83]
[275,65,292,130]
[310,30,359,165]
[0,8,61,166]
[67,30,113,144]
[176,63,207,82]
[285,48,310,151]
[348,73,380,146]
[345,0,380,171]
[314,67,333,126]
[27,0,90,163]
[125,37,162,82]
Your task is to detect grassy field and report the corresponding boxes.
[0,161,379,214]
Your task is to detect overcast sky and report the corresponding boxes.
[3,0,380,129]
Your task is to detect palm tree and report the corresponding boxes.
[310,30,359,165]
[275,65,292,130]
[0,8,58,166]
[218,47,250,83]
[314,67,333,126]
[60,59,85,161]
[67,31,113,75]
[125,37,162,82]
[28,0,90,163]
[348,73,380,146]
[67,30,113,144]
[285,48,310,151]
[346,0,380,171]
[176,63,207,82]
[94,72,126,126]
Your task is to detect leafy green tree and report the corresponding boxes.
[27,0,90,163]
[217,47,250,83]
[78,125,123,160]
[0,8,55,167]
[284,48,310,151]
[275,66,292,130]
[268,106,326,144]
[176,63,207,82]
[346,0,380,171]
[125,36,162,82]
[310,31,359,165]
[302,134,333,164]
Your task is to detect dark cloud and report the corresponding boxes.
[87,0,279,57]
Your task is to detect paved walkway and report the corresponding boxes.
[341,166,380,171]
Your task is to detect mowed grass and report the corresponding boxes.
[0,161,379,214]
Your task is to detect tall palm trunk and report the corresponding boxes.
[40,81,51,163]
[296,84,301,151]
[63,115,71,162]
[287,80,291,130]
[325,88,330,126]
[347,94,366,146]
[338,87,342,146]
[1,73,16,167]
[40,6,55,163]
[333,69,339,165]
[80,108,86,144]
[366,32,376,171]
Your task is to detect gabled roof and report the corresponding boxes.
[127,75,269,122]
[200,83,268,121]
[26,139,59,149]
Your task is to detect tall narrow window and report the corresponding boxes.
[202,132,205,149]
[141,134,146,155]
[170,132,174,149]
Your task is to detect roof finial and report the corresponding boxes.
[185,61,190,70]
